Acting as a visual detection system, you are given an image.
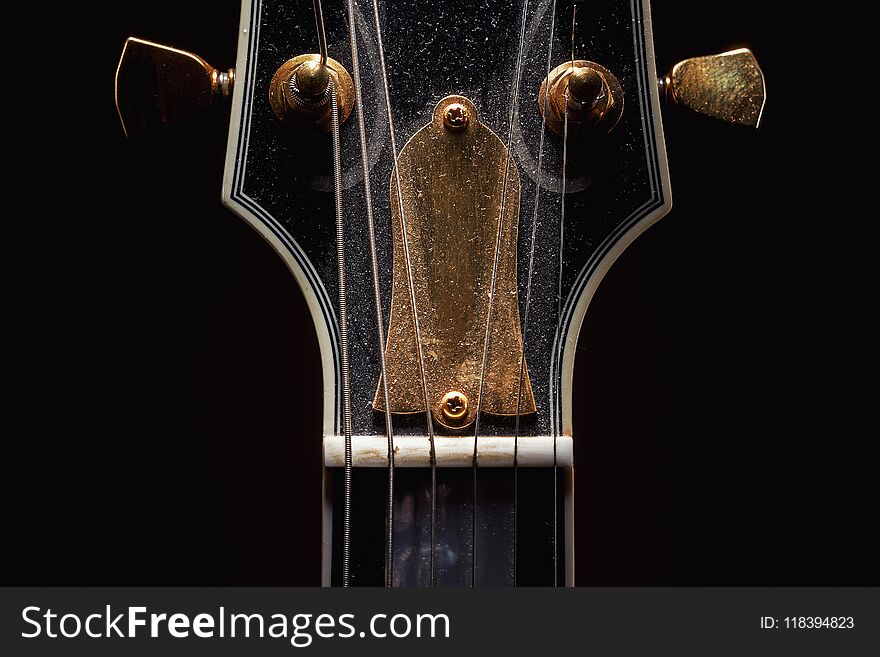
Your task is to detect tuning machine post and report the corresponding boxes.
[267,54,354,133]
[538,60,624,137]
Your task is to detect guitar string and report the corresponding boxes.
[369,0,438,587]
[309,0,358,588]
[513,0,559,587]
[551,3,578,588]
[313,0,328,66]
[471,0,532,588]
[344,0,397,588]
[329,78,355,588]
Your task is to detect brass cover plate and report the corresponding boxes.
[374,95,535,430]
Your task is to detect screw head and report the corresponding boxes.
[443,103,470,131]
[567,66,605,108]
[293,60,330,96]
[440,390,468,422]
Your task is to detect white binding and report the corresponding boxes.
[222,0,338,586]
[556,1,672,585]
[221,0,671,588]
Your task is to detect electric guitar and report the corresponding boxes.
[115,0,765,586]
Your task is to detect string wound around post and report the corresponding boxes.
[268,54,354,133]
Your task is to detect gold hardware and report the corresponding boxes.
[374,95,536,430]
[440,391,469,424]
[661,48,766,128]
[268,54,354,133]
[538,60,623,136]
[294,60,330,96]
[568,67,604,105]
[443,103,470,131]
[115,37,234,137]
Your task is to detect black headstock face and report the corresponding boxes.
[224,0,670,439]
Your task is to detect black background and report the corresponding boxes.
[13,1,874,585]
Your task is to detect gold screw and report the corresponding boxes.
[440,390,468,422]
[443,103,470,131]
[567,66,605,107]
[293,60,330,96]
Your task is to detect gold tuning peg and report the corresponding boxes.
[661,48,766,128]
[115,37,234,137]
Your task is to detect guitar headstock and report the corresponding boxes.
[115,0,765,586]
[115,0,766,445]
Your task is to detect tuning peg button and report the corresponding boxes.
[115,37,234,137]
[661,48,766,128]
